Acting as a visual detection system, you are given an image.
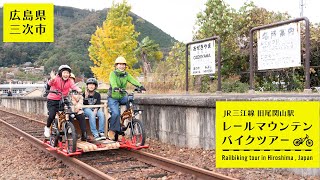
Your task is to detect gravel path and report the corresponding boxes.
[0,123,87,179]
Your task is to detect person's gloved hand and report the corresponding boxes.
[140,86,146,93]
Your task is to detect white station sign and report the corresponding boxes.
[190,40,215,75]
[257,23,301,70]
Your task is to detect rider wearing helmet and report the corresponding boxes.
[83,78,106,141]
[107,56,146,140]
[44,72,76,97]
[44,65,82,139]
[69,73,88,141]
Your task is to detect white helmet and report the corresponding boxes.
[58,65,71,76]
[115,56,127,64]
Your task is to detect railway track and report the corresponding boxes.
[0,109,236,180]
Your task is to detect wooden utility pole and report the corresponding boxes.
[300,0,305,17]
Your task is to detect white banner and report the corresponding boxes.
[190,40,215,75]
[257,23,301,70]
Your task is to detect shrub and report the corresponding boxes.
[222,81,249,93]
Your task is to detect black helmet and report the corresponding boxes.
[58,65,71,76]
[86,78,98,88]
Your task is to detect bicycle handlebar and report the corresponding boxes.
[118,87,143,94]
[46,90,68,100]
[134,87,143,93]
[46,90,78,115]
[46,90,62,95]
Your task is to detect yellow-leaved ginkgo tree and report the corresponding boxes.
[88,0,140,82]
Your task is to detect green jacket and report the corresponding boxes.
[108,70,142,99]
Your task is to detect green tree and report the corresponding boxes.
[308,24,320,88]
[0,6,175,78]
[135,36,163,77]
[88,0,139,82]
[194,0,292,92]
[154,42,186,90]
[193,0,237,91]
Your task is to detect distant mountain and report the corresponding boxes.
[0,6,177,77]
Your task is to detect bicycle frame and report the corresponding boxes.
[46,90,79,154]
[47,90,76,132]
[119,89,143,131]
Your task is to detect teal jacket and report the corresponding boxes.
[108,70,142,99]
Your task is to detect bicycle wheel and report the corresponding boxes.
[130,119,146,146]
[49,119,59,147]
[293,139,301,146]
[64,122,77,153]
[306,139,313,147]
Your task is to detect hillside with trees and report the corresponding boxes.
[152,0,320,92]
[2,1,320,93]
[0,6,176,77]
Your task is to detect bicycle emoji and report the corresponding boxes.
[293,134,313,147]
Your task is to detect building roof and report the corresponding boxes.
[24,88,43,97]
[97,83,109,89]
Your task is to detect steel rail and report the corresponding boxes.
[0,109,237,180]
[121,149,237,180]
[0,109,46,125]
[0,119,115,180]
